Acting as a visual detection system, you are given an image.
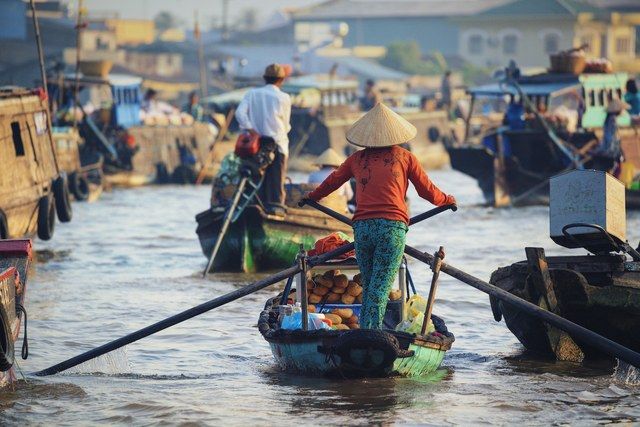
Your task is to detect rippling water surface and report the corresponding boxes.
[1,170,639,425]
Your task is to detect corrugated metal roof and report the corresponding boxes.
[293,0,510,19]
[478,0,603,16]
[332,56,408,81]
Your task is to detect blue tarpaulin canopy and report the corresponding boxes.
[468,81,581,97]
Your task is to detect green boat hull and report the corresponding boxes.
[196,206,352,272]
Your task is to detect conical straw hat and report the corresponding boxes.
[314,148,345,167]
[346,103,417,148]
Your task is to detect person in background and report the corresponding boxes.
[236,63,292,216]
[624,78,640,116]
[308,148,354,205]
[182,91,204,121]
[141,89,175,115]
[440,70,452,115]
[360,79,382,111]
[592,98,629,174]
[306,103,456,329]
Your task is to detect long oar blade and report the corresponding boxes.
[404,246,640,368]
[36,242,355,376]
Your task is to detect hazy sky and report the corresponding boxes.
[82,0,324,28]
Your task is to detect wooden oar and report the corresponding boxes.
[421,246,444,335]
[304,200,640,368]
[35,241,356,377]
[202,175,248,277]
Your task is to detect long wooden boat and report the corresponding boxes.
[48,74,217,187]
[0,239,32,387]
[1,87,72,240]
[446,71,640,207]
[258,259,454,378]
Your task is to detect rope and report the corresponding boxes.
[16,303,28,360]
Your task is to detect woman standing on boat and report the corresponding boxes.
[306,103,456,329]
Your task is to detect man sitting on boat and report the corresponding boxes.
[236,64,292,217]
[308,148,354,209]
[306,103,456,329]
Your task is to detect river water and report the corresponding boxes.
[1,170,639,425]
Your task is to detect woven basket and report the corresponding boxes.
[549,54,586,75]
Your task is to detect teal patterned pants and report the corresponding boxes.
[353,219,408,329]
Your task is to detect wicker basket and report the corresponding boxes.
[78,60,113,78]
[549,53,586,75]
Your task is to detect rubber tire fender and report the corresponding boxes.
[37,193,55,241]
[333,330,401,375]
[156,162,170,184]
[53,175,73,222]
[69,172,90,201]
[0,304,14,372]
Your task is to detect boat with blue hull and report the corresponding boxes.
[258,258,454,378]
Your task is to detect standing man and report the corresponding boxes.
[235,63,292,216]
[440,70,452,117]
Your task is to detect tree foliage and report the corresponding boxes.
[381,41,443,75]
[154,11,178,32]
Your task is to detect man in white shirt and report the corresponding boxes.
[235,64,292,216]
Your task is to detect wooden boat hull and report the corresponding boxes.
[0,240,32,388]
[267,334,448,378]
[490,254,640,361]
[196,206,352,272]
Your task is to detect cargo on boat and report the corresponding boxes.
[52,126,103,202]
[446,65,640,207]
[48,72,217,186]
[0,239,32,387]
[489,170,640,363]
[258,258,454,378]
[0,87,72,240]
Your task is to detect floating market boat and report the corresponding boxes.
[52,126,103,202]
[196,183,352,272]
[0,239,32,387]
[490,170,640,363]
[446,69,640,207]
[258,258,454,378]
[48,72,217,186]
[0,86,72,240]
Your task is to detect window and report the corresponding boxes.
[616,37,630,54]
[636,26,640,55]
[544,33,560,54]
[469,35,483,54]
[503,34,518,55]
[10,122,25,157]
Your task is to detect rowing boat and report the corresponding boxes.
[258,258,454,378]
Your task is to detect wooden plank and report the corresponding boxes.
[525,247,584,363]
[526,247,558,310]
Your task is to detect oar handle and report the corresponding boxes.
[299,198,457,227]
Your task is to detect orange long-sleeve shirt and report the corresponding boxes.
[308,146,455,224]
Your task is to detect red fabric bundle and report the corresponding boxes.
[308,232,355,259]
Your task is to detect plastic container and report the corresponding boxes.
[318,304,361,316]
